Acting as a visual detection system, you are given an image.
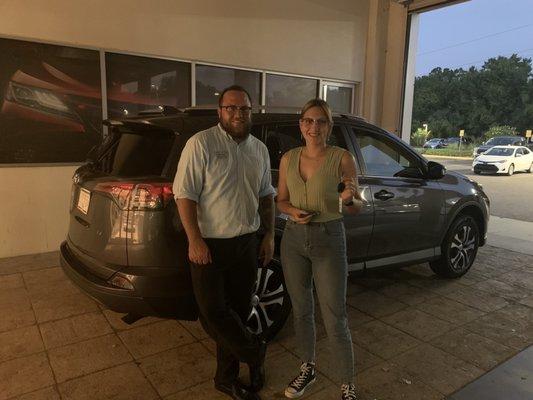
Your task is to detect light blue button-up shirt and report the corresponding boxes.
[173,124,275,239]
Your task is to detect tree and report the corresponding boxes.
[412,55,533,138]
[484,125,518,140]
[411,127,430,146]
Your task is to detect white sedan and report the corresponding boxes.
[472,145,533,176]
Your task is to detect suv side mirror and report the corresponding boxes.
[426,161,446,179]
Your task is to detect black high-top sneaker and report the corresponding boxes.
[284,362,316,398]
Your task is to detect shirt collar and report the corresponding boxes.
[217,123,250,145]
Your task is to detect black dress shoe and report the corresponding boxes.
[215,381,261,400]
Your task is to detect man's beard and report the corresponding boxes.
[220,118,252,139]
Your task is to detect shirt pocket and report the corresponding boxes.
[207,149,231,180]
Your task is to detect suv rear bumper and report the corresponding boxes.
[60,241,197,320]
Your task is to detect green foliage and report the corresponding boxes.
[414,146,474,157]
[412,55,533,138]
[483,125,518,140]
[411,127,430,146]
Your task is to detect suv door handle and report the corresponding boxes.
[374,190,395,201]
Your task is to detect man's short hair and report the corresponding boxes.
[218,85,253,107]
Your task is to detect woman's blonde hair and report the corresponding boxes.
[300,98,333,125]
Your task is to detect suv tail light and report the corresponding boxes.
[93,182,174,210]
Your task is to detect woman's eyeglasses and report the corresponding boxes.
[300,118,329,127]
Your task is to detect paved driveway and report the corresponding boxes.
[1,248,532,400]
[426,156,533,223]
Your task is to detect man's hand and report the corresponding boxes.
[188,238,212,265]
[258,235,274,267]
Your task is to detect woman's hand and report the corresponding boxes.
[340,177,357,204]
[289,208,315,224]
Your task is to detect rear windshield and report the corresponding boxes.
[97,130,175,176]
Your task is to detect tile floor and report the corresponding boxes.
[0,246,532,400]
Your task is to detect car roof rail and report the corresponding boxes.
[336,113,367,122]
[181,107,219,116]
[102,119,124,127]
[135,105,181,116]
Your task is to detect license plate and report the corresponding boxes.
[77,188,91,214]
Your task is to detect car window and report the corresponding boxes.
[516,148,523,155]
[96,129,175,176]
[264,124,346,169]
[353,129,423,178]
[485,147,514,156]
[523,148,531,155]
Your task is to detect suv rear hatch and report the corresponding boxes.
[67,119,181,280]
[65,118,202,317]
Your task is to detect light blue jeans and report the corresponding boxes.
[280,219,354,383]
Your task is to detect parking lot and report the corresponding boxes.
[426,156,533,223]
[1,244,532,400]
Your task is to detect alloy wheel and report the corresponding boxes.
[449,222,477,273]
[246,261,291,340]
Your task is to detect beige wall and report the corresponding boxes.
[0,166,77,258]
[0,0,370,258]
[0,0,369,81]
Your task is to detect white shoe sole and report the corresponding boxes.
[284,377,316,398]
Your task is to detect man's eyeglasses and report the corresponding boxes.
[300,117,329,127]
[219,105,252,114]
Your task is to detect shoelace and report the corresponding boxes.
[290,363,314,389]
[341,383,358,400]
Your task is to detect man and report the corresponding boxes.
[174,85,275,400]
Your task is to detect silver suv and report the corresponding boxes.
[60,110,490,340]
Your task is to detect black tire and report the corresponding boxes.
[507,164,514,176]
[429,215,480,278]
[474,170,481,175]
[246,259,291,342]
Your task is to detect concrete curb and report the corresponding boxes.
[422,154,473,160]
[487,215,533,256]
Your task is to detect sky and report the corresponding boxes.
[416,0,533,76]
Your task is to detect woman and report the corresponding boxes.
[277,99,362,400]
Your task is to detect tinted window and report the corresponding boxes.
[196,65,261,106]
[264,124,346,169]
[97,130,175,176]
[265,74,318,112]
[325,84,353,113]
[487,137,520,146]
[354,130,422,177]
[106,53,191,117]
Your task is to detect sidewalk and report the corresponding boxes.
[488,215,533,256]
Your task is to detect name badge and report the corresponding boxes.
[215,151,228,159]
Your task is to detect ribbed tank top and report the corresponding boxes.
[285,146,345,222]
